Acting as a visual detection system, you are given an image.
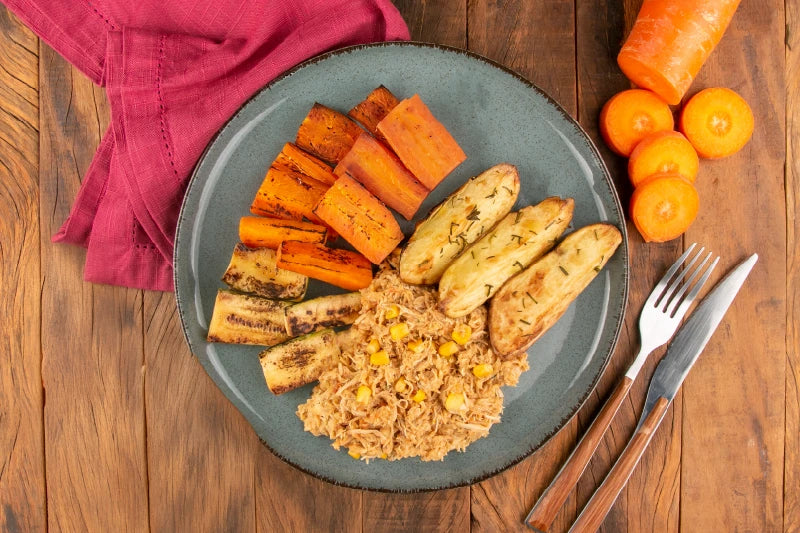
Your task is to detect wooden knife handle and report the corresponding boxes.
[569,396,671,533]
[525,376,634,532]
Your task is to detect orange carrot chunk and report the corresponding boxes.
[348,86,400,136]
[679,87,754,159]
[273,143,337,185]
[618,0,741,105]
[628,131,699,187]
[630,173,699,243]
[313,175,404,264]
[276,241,373,291]
[250,166,329,221]
[600,89,674,157]
[295,103,363,164]
[239,216,327,249]
[376,94,467,190]
[334,132,429,220]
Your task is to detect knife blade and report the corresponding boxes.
[569,253,757,533]
[636,252,758,430]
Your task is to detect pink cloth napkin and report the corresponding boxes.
[4,0,409,291]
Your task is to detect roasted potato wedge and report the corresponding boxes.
[399,163,520,285]
[439,197,574,317]
[221,243,308,300]
[259,328,340,394]
[489,223,622,357]
[207,290,289,346]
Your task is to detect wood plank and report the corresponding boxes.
[345,2,471,531]
[574,1,683,532]
[679,0,786,530]
[785,2,800,531]
[38,45,150,531]
[0,8,46,533]
[144,292,257,531]
[467,1,580,531]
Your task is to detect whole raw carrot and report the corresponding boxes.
[618,0,741,105]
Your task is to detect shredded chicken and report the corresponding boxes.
[297,265,528,461]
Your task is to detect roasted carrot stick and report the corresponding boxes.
[348,86,400,136]
[376,94,467,189]
[250,166,329,221]
[295,103,362,164]
[628,131,699,187]
[618,0,741,105]
[600,89,674,157]
[313,175,404,264]
[334,132,429,220]
[273,143,337,185]
[630,173,699,242]
[679,87,754,159]
[276,241,373,291]
[239,216,327,249]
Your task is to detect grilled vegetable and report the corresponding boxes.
[284,292,362,337]
[259,328,340,394]
[207,290,289,346]
[489,223,622,357]
[239,216,327,250]
[438,197,574,317]
[376,94,467,189]
[221,243,307,300]
[313,175,404,264]
[348,85,400,136]
[399,163,520,285]
[334,132,429,220]
[250,166,329,221]
[295,103,362,163]
[273,142,337,185]
[276,241,373,291]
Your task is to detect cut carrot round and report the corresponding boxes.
[628,131,699,187]
[679,87,754,159]
[600,89,675,157]
[618,0,741,105]
[630,173,699,243]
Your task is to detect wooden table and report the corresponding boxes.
[1,0,795,531]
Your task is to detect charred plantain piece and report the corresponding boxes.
[207,290,289,346]
[260,328,340,394]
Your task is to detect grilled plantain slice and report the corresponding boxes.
[399,163,520,285]
[207,290,289,346]
[284,292,362,337]
[221,243,307,300]
[489,223,622,357]
[260,328,340,394]
[438,197,574,318]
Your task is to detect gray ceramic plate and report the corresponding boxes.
[174,42,628,492]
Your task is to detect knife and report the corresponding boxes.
[568,253,758,533]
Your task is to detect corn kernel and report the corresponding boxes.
[380,453,388,459]
[407,338,425,353]
[370,350,390,366]
[356,385,372,403]
[384,305,399,319]
[394,377,408,393]
[438,340,459,358]
[390,322,411,341]
[366,338,381,354]
[348,450,361,459]
[472,363,494,378]
[445,392,466,412]
[452,324,472,345]
[412,390,426,403]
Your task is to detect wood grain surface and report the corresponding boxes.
[0,0,794,531]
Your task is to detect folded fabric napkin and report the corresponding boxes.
[4,0,409,291]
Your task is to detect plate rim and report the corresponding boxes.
[173,40,630,492]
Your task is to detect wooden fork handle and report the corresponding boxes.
[525,375,634,532]
[569,396,671,533]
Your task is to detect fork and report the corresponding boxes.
[525,243,718,532]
